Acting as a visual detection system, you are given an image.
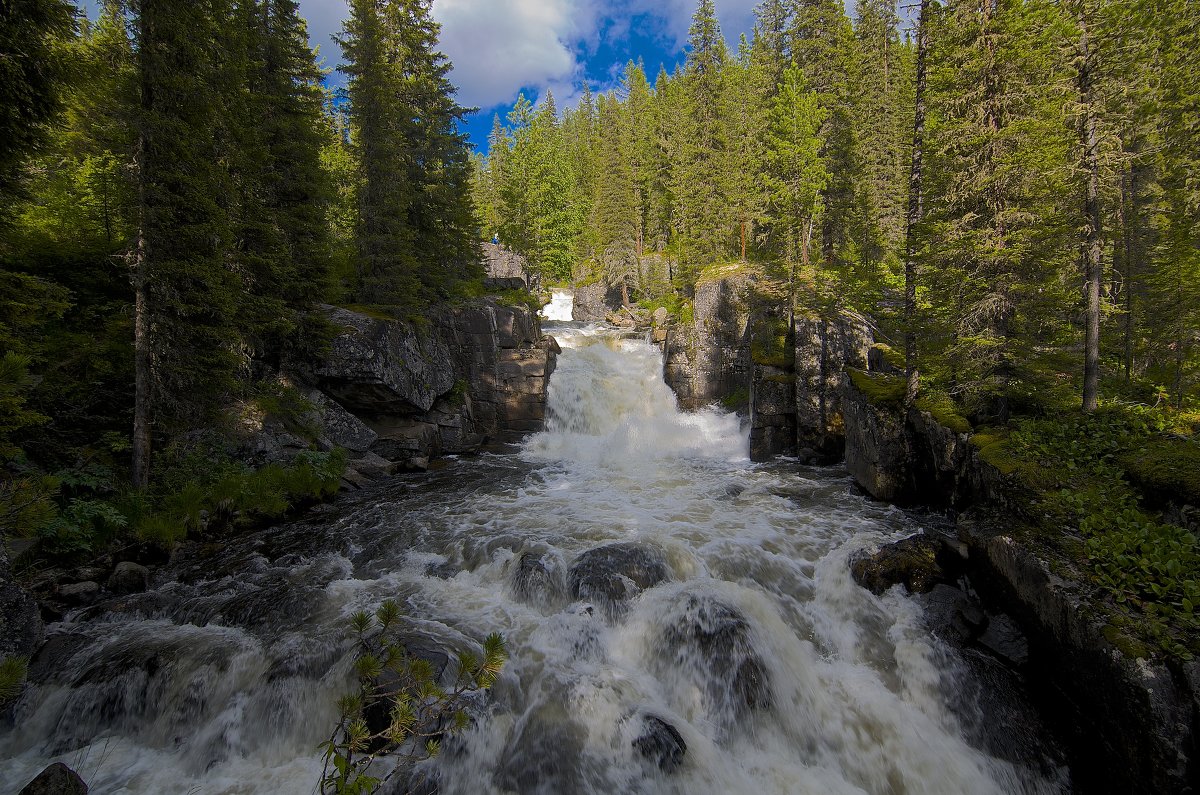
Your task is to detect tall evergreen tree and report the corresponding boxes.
[132,0,241,486]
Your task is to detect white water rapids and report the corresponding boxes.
[0,315,1068,793]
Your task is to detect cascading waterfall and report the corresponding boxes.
[539,288,574,322]
[0,322,1068,794]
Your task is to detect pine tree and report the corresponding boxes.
[0,0,76,221]
[764,65,828,302]
[591,93,639,303]
[132,0,241,486]
[678,0,732,285]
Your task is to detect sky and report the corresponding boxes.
[298,0,765,150]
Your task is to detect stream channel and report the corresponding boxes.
[2,293,1070,794]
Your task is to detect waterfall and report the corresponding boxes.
[0,324,1067,794]
[539,288,574,322]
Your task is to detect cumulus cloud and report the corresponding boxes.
[431,0,599,110]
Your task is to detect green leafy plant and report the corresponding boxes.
[320,600,506,795]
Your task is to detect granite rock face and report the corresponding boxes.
[572,281,624,322]
[663,275,753,411]
[793,312,872,463]
[482,242,532,291]
[304,301,557,477]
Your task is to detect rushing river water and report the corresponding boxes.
[1,308,1069,794]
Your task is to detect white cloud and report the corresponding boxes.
[432,0,602,110]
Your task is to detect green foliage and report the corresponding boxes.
[0,656,28,705]
[997,410,1200,657]
[320,601,507,794]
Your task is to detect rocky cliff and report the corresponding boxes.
[842,374,1200,793]
[281,300,558,484]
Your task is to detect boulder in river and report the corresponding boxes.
[19,762,88,795]
[107,561,150,595]
[850,533,960,595]
[511,551,567,611]
[568,543,670,615]
[658,594,772,723]
[632,714,687,773]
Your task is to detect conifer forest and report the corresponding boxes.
[2,0,1200,792]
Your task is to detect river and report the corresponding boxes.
[1,292,1068,793]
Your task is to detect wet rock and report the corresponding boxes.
[107,561,150,595]
[977,612,1029,667]
[424,560,459,580]
[660,594,772,720]
[0,545,43,660]
[511,552,567,611]
[922,584,988,643]
[568,543,670,613]
[632,715,687,773]
[850,534,959,595]
[495,700,587,794]
[18,762,88,795]
[57,581,101,604]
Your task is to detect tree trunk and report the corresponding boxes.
[904,0,930,405]
[132,4,153,490]
[1079,11,1102,413]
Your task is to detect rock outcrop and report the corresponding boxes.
[284,300,557,480]
[572,281,625,322]
[793,312,872,463]
[663,274,753,411]
[0,542,42,669]
[842,374,1199,792]
[18,763,88,795]
[482,242,533,291]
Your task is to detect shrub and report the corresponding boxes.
[320,601,506,795]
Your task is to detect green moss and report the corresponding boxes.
[914,392,973,434]
[870,342,904,370]
[446,379,469,408]
[1103,623,1152,660]
[337,303,399,322]
[695,261,759,287]
[974,438,1022,476]
[847,368,905,408]
[1118,437,1200,504]
[721,387,750,411]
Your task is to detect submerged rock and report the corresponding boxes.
[511,551,567,611]
[658,594,772,722]
[568,543,670,615]
[19,763,88,795]
[495,700,587,795]
[632,714,687,773]
[850,533,960,595]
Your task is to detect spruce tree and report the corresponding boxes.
[132,0,241,486]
